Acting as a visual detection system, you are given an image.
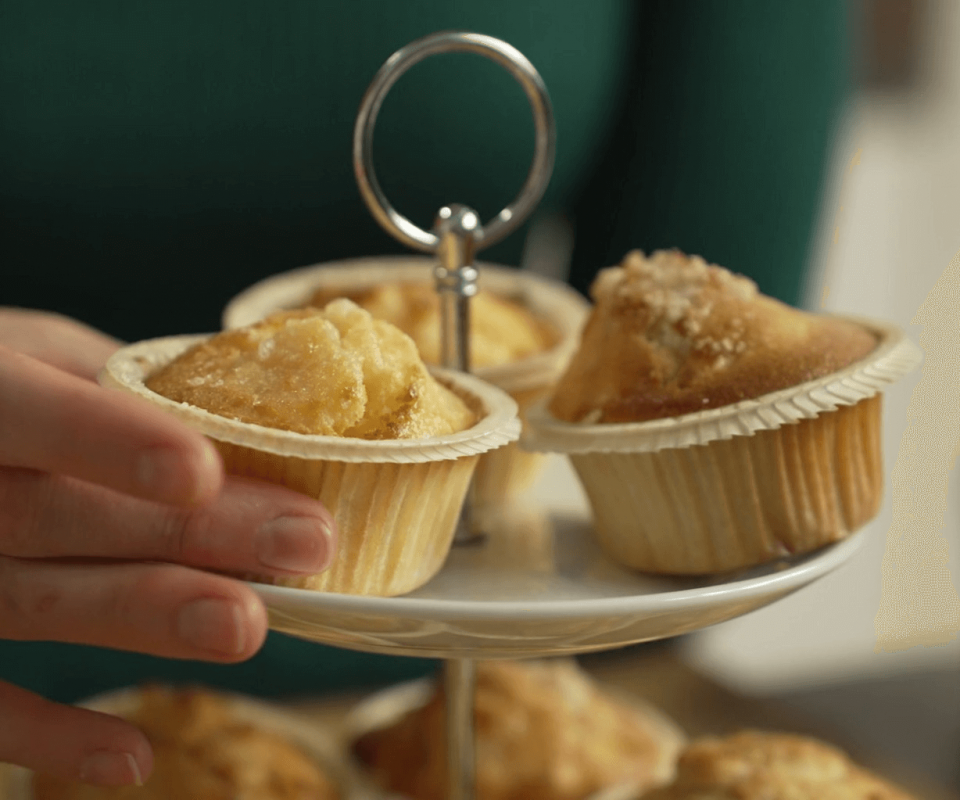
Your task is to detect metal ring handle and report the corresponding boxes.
[353,31,556,253]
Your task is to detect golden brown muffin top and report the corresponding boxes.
[308,281,557,369]
[352,659,684,800]
[641,730,915,800]
[32,687,340,800]
[146,301,476,439]
[548,250,878,423]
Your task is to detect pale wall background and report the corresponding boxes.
[683,0,960,693]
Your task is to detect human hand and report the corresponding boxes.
[0,309,337,787]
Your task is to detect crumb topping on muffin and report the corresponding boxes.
[591,249,756,319]
[549,249,878,424]
[32,687,340,800]
[352,659,684,800]
[642,730,915,799]
[308,281,557,369]
[146,301,476,439]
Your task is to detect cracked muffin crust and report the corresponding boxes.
[549,249,876,424]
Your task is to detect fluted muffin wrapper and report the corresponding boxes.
[471,385,549,505]
[522,317,920,575]
[569,396,882,574]
[218,442,478,595]
[221,256,590,503]
[100,335,520,596]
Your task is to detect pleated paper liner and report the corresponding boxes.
[221,256,591,504]
[9,687,367,800]
[470,384,548,506]
[523,317,922,575]
[100,335,520,597]
[341,666,687,800]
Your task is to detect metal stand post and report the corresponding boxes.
[352,29,555,800]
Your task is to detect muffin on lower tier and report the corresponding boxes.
[640,730,915,800]
[101,302,520,596]
[29,686,345,800]
[348,659,686,800]
[222,256,591,505]
[525,249,922,575]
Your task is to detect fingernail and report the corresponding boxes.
[79,751,143,787]
[255,516,334,573]
[177,597,246,657]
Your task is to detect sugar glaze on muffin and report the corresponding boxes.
[308,281,557,369]
[549,250,877,424]
[352,659,685,800]
[642,730,915,800]
[147,300,475,439]
[31,687,340,800]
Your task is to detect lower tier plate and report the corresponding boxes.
[250,502,867,659]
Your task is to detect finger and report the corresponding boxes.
[0,681,152,787]
[0,346,224,506]
[0,308,121,381]
[0,558,268,662]
[0,470,336,577]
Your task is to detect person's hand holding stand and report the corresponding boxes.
[0,308,337,787]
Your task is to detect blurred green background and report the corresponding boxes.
[0,0,849,701]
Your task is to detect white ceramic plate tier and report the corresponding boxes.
[250,502,868,660]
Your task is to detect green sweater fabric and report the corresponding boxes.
[0,0,848,702]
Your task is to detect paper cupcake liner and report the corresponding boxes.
[471,385,549,505]
[11,687,365,800]
[100,335,519,596]
[521,315,917,576]
[220,256,591,395]
[522,316,921,455]
[342,670,685,800]
[221,442,478,595]
[101,335,520,464]
[571,396,883,575]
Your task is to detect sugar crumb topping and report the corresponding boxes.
[146,302,476,439]
[590,250,757,367]
[593,249,755,310]
[550,248,879,425]
[308,281,555,369]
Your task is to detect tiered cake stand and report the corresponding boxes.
[252,491,868,799]
[247,32,876,800]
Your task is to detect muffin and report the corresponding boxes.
[221,257,591,505]
[101,301,520,596]
[524,249,922,575]
[145,303,476,440]
[548,250,876,424]
[349,659,686,800]
[640,730,915,800]
[30,687,343,800]
[306,280,556,370]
